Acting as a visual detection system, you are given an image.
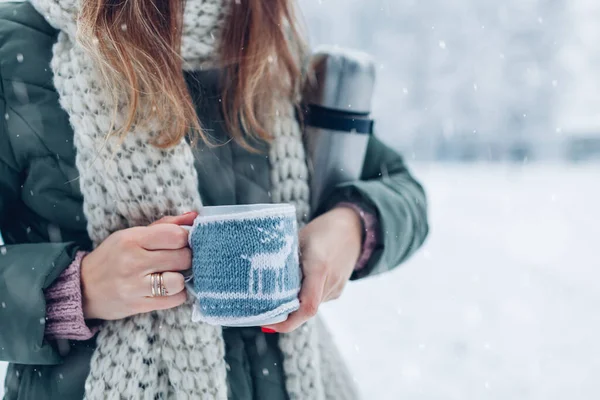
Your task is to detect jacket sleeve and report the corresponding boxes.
[0,78,79,365]
[318,135,429,280]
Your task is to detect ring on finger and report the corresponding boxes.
[151,273,157,297]
[150,272,167,297]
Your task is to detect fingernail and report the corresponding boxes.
[261,327,277,334]
[183,211,195,216]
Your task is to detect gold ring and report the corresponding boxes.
[151,273,156,297]
[151,273,165,297]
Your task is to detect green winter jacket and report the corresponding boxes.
[0,2,428,399]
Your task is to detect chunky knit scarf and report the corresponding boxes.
[30,0,357,399]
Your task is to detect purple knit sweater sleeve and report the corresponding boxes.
[44,251,98,341]
[336,202,379,271]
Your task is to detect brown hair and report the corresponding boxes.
[78,0,306,149]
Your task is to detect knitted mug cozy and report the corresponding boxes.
[186,204,301,327]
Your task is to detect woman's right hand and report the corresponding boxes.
[80,213,198,320]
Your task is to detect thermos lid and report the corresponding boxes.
[303,45,376,114]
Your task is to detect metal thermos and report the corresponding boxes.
[303,45,376,214]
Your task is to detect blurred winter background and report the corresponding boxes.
[302,0,599,399]
[2,0,600,398]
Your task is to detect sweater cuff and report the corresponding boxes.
[335,202,379,271]
[44,251,98,341]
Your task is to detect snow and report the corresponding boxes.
[1,165,598,398]
[321,164,600,399]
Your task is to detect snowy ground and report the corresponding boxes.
[2,165,599,399]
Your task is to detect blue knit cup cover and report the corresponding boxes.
[184,204,301,327]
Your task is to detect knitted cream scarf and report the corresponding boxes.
[30,0,357,399]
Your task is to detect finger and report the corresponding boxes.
[151,212,198,227]
[144,290,188,312]
[143,247,192,274]
[264,271,326,333]
[142,272,186,298]
[137,224,189,250]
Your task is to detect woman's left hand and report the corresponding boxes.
[264,206,363,333]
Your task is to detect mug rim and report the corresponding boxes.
[193,203,296,224]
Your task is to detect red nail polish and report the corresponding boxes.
[261,327,277,334]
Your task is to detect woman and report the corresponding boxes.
[0,0,428,399]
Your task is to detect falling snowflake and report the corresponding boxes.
[16,53,23,62]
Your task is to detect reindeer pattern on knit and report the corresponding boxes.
[188,207,302,325]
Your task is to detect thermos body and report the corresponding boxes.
[303,46,377,214]
[304,127,371,212]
